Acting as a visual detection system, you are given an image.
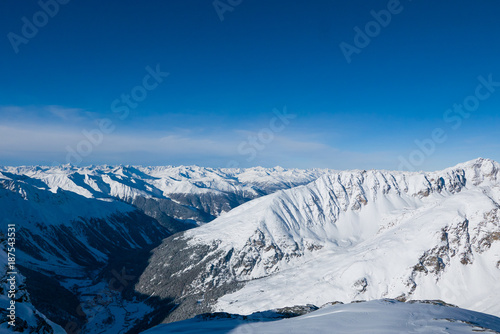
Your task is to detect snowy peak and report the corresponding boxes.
[454,157,499,185]
[0,164,327,230]
[0,164,326,195]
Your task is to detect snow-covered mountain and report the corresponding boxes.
[0,173,168,271]
[2,159,499,333]
[0,164,325,333]
[136,158,500,323]
[0,170,172,333]
[142,299,500,334]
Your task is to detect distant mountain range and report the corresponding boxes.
[1,158,499,333]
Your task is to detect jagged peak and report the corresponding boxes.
[447,157,498,170]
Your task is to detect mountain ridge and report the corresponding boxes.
[135,158,500,323]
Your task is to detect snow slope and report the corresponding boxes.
[141,299,500,334]
[0,172,171,333]
[137,158,500,322]
[0,174,168,274]
[0,233,66,334]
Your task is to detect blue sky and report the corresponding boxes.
[1,0,499,170]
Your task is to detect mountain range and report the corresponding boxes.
[0,158,499,333]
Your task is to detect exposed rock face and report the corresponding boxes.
[354,278,369,294]
[473,208,500,252]
[411,207,500,281]
[412,219,474,277]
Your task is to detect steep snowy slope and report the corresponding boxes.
[142,299,500,334]
[0,175,169,274]
[0,233,66,333]
[0,173,172,333]
[1,165,326,232]
[136,158,500,322]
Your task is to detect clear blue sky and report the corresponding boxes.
[1,0,499,170]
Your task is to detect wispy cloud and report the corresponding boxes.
[46,105,96,122]
[0,105,96,125]
[0,119,394,168]
[0,105,491,170]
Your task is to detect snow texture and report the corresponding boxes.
[142,299,500,334]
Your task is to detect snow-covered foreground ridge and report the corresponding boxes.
[137,158,500,321]
[142,299,500,334]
